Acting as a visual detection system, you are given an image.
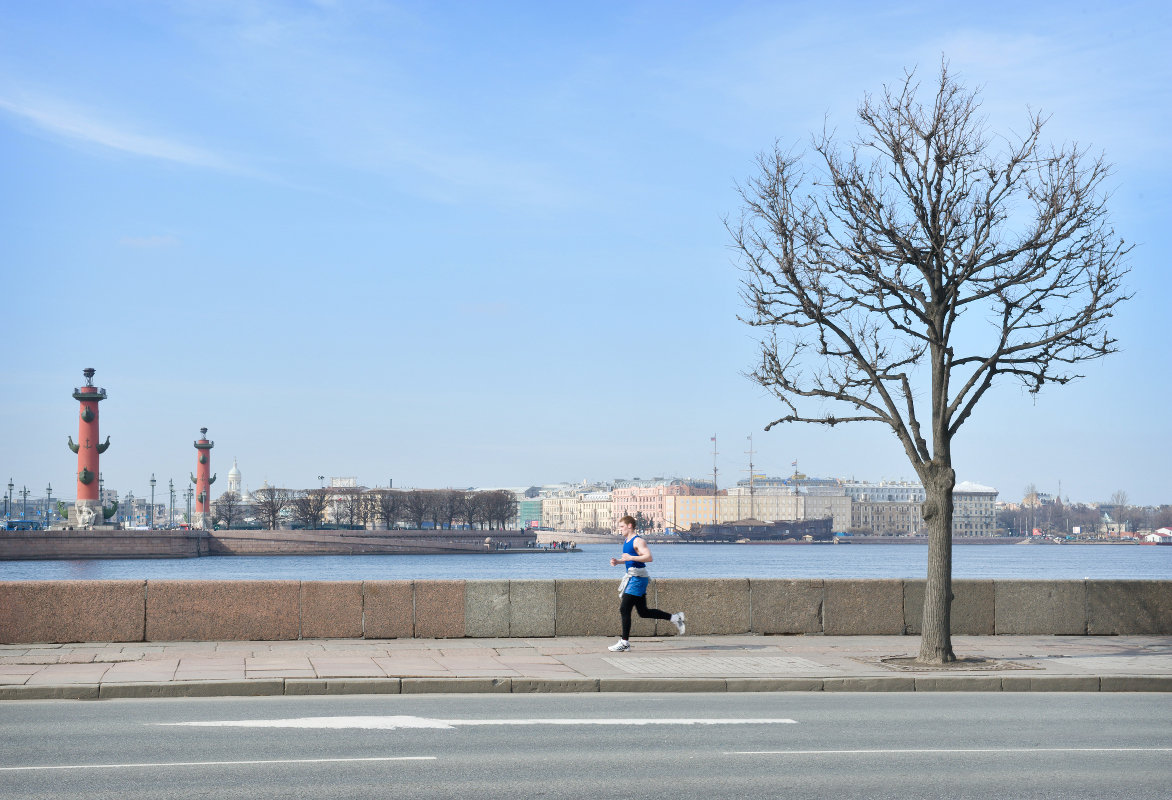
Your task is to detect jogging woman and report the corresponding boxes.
[608,515,685,651]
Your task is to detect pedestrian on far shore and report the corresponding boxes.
[608,515,685,652]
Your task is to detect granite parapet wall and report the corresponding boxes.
[1,579,1169,643]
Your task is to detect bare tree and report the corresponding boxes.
[251,486,292,531]
[291,488,331,530]
[403,490,431,529]
[732,63,1130,664]
[483,490,519,530]
[457,491,484,530]
[1107,490,1131,530]
[212,491,245,530]
[370,489,403,530]
[332,489,367,529]
[434,490,462,530]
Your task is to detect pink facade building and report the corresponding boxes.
[610,483,697,531]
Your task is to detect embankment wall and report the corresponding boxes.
[0,529,536,559]
[1,579,1168,643]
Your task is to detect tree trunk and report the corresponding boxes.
[918,461,956,664]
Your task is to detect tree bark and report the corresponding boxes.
[919,460,956,663]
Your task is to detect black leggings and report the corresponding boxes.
[619,593,672,639]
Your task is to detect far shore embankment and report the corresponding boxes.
[0,528,545,561]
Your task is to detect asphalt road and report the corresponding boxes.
[2,693,1169,799]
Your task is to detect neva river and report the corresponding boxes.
[1,543,1169,581]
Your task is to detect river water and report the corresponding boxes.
[1,543,1169,581]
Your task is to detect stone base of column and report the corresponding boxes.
[192,511,213,531]
[68,499,104,530]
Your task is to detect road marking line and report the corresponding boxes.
[0,757,436,773]
[728,748,1172,755]
[158,716,797,730]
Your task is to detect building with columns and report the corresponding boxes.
[576,491,613,532]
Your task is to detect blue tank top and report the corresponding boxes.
[622,536,649,596]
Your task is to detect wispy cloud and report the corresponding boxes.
[0,92,240,172]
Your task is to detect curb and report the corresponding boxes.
[1,674,1170,700]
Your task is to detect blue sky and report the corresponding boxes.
[2,1,1168,506]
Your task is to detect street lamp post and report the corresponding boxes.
[150,474,156,530]
[5,478,11,519]
[184,484,193,526]
[127,490,134,529]
[169,479,175,530]
[21,485,29,520]
[46,483,52,526]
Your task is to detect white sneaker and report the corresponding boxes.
[608,639,630,652]
[671,612,686,635]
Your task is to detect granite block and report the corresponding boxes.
[655,579,750,635]
[324,678,401,694]
[414,581,466,639]
[0,684,100,700]
[1009,675,1100,692]
[0,580,145,644]
[903,580,996,635]
[913,675,1004,692]
[725,677,824,692]
[1099,675,1172,692]
[362,581,414,639]
[995,581,1086,635]
[749,579,824,634]
[510,677,599,693]
[400,677,510,693]
[300,582,363,639]
[1086,580,1172,634]
[823,676,916,691]
[146,581,299,641]
[98,679,286,698]
[554,579,627,637]
[464,581,509,638]
[599,677,728,693]
[823,580,905,635]
[509,580,556,637]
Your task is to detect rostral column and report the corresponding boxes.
[67,367,110,529]
[191,428,216,530]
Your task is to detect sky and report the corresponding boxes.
[2,0,1169,508]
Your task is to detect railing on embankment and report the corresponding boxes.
[1,579,1169,644]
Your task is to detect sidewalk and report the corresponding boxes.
[2,635,1170,700]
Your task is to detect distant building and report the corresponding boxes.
[664,493,803,530]
[845,479,997,536]
[227,459,242,495]
[851,499,926,536]
[843,480,927,503]
[517,499,542,529]
[952,481,998,536]
[541,495,580,531]
[611,482,697,530]
[577,491,613,532]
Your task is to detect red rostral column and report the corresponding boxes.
[191,428,216,529]
[68,367,109,529]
